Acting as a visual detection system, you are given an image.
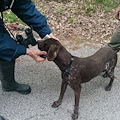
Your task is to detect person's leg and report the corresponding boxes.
[107,25,120,52]
[0,18,31,94]
[0,59,31,94]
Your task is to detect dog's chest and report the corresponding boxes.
[62,64,81,85]
[62,74,78,88]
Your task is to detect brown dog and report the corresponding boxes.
[37,38,117,120]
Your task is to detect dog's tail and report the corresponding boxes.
[114,76,119,80]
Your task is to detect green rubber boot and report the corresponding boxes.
[0,59,31,94]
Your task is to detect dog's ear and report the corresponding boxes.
[47,44,60,61]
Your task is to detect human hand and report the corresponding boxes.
[115,4,120,20]
[26,48,47,62]
[49,33,60,41]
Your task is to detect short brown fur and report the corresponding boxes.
[37,38,117,120]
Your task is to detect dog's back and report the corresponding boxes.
[73,47,117,83]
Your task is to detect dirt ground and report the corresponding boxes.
[6,0,120,49]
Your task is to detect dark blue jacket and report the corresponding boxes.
[0,0,52,61]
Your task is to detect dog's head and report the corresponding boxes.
[37,38,61,61]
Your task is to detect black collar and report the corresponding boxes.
[62,56,74,76]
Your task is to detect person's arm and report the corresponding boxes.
[0,32,26,61]
[115,3,120,20]
[11,0,52,39]
[0,31,47,62]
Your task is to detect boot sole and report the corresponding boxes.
[2,88,31,95]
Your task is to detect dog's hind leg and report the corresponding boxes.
[52,79,68,108]
[72,85,82,120]
[103,62,110,78]
[105,74,114,91]
[105,59,116,91]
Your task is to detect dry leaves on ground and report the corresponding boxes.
[4,0,120,49]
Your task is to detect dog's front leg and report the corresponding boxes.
[52,79,68,108]
[72,85,82,120]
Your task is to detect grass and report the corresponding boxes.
[55,5,65,14]
[3,11,25,24]
[74,0,118,15]
[69,18,74,22]
[3,0,119,24]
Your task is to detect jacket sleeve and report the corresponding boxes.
[11,0,52,38]
[0,32,26,61]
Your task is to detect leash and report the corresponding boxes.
[62,56,74,76]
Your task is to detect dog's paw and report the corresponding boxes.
[72,113,78,120]
[105,85,111,91]
[51,101,61,108]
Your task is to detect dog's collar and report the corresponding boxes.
[62,56,74,76]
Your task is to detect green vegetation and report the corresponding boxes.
[69,18,74,22]
[3,0,118,24]
[55,6,65,14]
[51,0,117,14]
[3,11,25,24]
[104,7,110,12]
[39,3,45,9]
[74,0,118,14]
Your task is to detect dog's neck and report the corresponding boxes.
[53,46,73,74]
[62,56,74,75]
